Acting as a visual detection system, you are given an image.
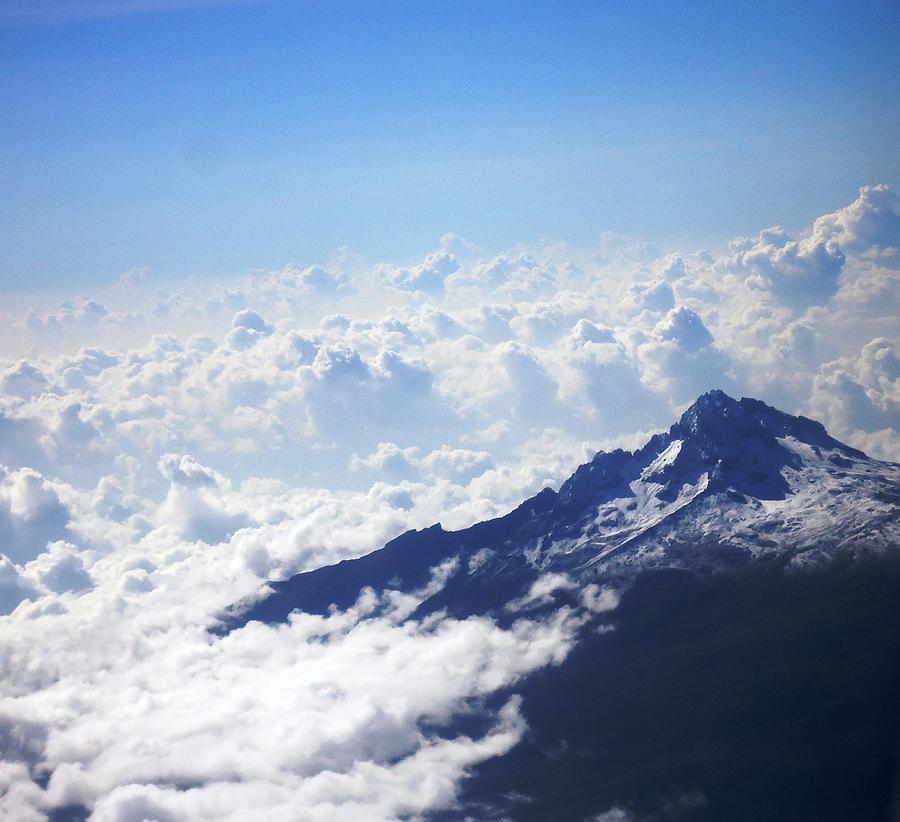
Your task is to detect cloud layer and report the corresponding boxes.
[0,186,898,819]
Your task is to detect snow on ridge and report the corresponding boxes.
[535,408,900,579]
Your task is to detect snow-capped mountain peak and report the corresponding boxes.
[671,389,855,473]
[545,391,897,577]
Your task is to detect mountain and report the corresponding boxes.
[217,391,900,822]
[219,390,899,629]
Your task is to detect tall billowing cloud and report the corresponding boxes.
[0,186,898,819]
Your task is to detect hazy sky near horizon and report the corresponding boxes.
[1,0,899,291]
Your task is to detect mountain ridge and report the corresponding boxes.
[217,390,899,632]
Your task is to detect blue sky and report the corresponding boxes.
[1,0,898,290]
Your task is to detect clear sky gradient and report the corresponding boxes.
[1,0,898,290]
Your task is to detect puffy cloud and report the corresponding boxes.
[554,323,669,435]
[225,309,275,350]
[0,362,49,400]
[158,454,251,544]
[629,277,676,313]
[569,319,616,345]
[506,573,577,612]
[508,291,598,346]
[350,443,494,484]
[230,308,273,335]
[24,540,92,595]
[719,226,845,310]
[261,264,349,296]
[25,299,109,333]
[655,306,714,351]
[812,184,900,267]
[383,250,460,293]
[0,467,73,566]
[418,445,494,482]
[0,555,585,821]
[809,337,899,458]
[447,251,557,299]
[581,584,620,614]
[350,442,420,481]
[0,556,41,615]
[637,307,732,404]
[159,453,223,489]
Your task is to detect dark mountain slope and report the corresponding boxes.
[441,558,900,822]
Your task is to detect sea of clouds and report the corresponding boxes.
[0,186,898,819]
